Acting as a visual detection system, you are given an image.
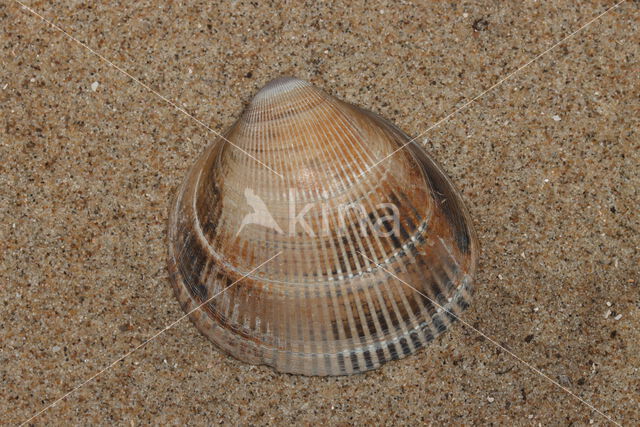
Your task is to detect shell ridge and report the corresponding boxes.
[282,86,343,373]
[294,91,347,369]
[323,94,381,171]
[339,205,395,360]
[278,83,310,365]
[303,100,415,359]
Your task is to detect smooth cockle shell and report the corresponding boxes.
[168,77,479,376]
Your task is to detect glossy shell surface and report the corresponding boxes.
[168,77,479,376]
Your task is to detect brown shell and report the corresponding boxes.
[167,77,479,376]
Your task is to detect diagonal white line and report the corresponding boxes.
[19,251,283,426]
[359,0,627,178]
[13,0,284,179]
[355,250,621,426]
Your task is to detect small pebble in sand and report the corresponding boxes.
[487,396,494,403]
[52,345,61,352]
[91,81,99,92]
[604,310,611,319]
[552,115,561,121]
[614,314,622,320]
[606,301,612,307]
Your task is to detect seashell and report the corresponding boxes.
[167,77,479,376]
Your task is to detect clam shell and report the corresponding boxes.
[167,77,479,376]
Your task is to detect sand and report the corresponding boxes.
[1,1,638,424]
